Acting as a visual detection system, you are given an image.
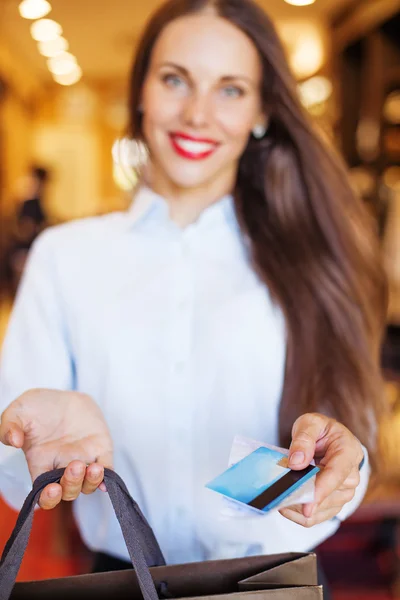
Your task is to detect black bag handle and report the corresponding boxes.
[0,468,166,600]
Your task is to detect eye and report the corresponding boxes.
[221,85,245,98]
[162,73,186,89]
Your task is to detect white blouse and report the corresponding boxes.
[0,186,369,564]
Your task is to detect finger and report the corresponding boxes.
[59,461,86,501]
[314,453,353,505]
[280,503,304,515]
[303,486,356,517]
[96,451,113,492]
[282,501,327,519]
[96,451,113,471]
[317,487,356,511]
[289,413,328,470]
[285,482,357,518]
[38,483,63,510]
[0,420,25,448]
[82,463,104,495]
[280,504,343,527]
[341,468,361,490]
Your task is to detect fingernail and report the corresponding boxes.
[48,487,59,498]
[6,432,14,446]
[289,452,305,466]
[71,465,84,476]
[91,467,102,478]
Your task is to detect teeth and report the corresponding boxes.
[174,137,215,154]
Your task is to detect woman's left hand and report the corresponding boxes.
[279,413,365,527]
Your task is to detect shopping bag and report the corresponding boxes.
[0,468,323,600]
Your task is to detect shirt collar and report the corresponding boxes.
[125,186,237,232]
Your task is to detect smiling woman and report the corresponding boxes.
[0,0,387,596]
[139,14,265,208]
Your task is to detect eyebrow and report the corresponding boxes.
[156,61,255,86]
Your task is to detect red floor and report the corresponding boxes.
[0,496,90,581]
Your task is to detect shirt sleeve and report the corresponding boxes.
[0,230,75,510]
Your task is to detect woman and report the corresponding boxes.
[0,0,386,583]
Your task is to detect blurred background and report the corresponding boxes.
[0,0,399,598]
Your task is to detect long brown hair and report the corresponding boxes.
[127,0,388,467]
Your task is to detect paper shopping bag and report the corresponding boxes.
[0,469,323,600]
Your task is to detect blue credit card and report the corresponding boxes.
[206,446,319,514]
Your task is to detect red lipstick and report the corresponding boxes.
[169,132,219,160]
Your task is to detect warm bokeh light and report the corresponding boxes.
[47,52,78,75]
[104,100,128,130]
[356,118,380,162]
[284,0,316,5]
[278,21,325,80]
[52,65,83,86]
[384,91,400,124]
[38,36,69,57]
[18,0,51,20]
[298,76,332,108]
[383,166,400,191]
[348,167,376,198]
[30,18,62,42]
[290,36,324,79]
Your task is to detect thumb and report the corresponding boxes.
[288,413,327,470]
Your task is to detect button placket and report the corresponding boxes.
[167,233,196,558]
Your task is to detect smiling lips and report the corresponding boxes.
[169,132,220,160]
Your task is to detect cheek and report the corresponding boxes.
[142,87,182,132]
[215,104,257,143]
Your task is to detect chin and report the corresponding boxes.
[163,166,221,191]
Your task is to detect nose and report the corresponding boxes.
[182,92,211,128]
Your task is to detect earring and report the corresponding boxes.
[252,123,267,139]
[112,137,149,175]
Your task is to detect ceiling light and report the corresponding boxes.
[48,52,77,75]
[52,65,82,86]
[19,0,51,19]
[38,37,69,57]
[284,0,316,6]
[30,18,62,42]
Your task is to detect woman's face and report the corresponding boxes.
[141,12,265,195]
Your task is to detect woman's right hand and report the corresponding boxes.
[0,389,113,510]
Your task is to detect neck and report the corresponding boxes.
[150,168,236,228]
